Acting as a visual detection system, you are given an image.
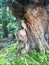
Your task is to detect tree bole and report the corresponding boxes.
[8,1,49,54]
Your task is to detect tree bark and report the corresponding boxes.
[8,3,49,54]
[25,7,49,53]
[15,7,49,54]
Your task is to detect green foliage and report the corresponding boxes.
[0,6,19,38]
[0,43,18,65]
[7,22,19,38]
[0,0,20,38]
[0,45,49,65]
[7,22,19,31]
[0,24,2,28]
[0,32,3,38]
[0,24,3,38]
[10,50,49,65]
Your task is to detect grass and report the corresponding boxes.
[0,43,49,65]
[0,43,18,65]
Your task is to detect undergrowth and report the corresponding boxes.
[0,43,49,65]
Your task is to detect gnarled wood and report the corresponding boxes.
[25,7,49,53]
[7,0,49,54]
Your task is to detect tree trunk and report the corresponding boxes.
[8,3,49,54]
[25,7,49,53]
[16,7,49,54]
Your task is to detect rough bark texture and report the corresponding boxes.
[8,1,49,54]
[25,7,49,53]
[15,7,49,54]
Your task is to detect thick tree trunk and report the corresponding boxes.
[25,7,49,53]
[15,7,49,54]
[8,2,49,54]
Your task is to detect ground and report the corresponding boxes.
[0,43,49,65]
